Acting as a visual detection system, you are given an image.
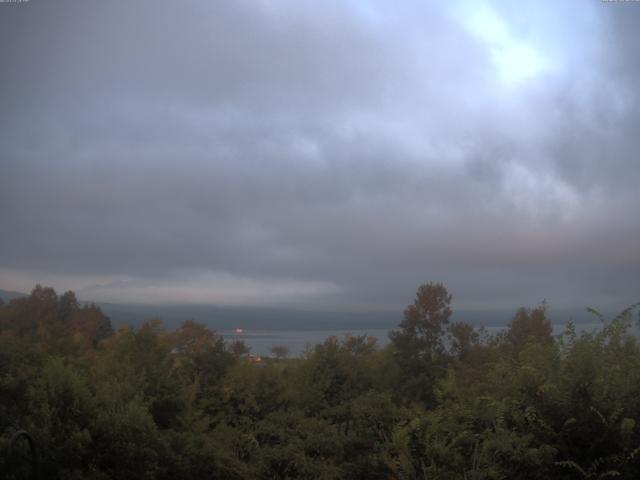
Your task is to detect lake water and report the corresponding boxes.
[98,302,630,357]
[220,322,608,356]
[221,328,392,356]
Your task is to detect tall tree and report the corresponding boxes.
[389,282,452,404]
[505,304,553,353]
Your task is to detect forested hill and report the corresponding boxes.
[1,284,640,479]
[0,288,26,303]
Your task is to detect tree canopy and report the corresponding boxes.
[1,284,639,479]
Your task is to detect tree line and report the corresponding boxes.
[1,283,639,479]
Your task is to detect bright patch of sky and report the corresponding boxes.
[457,3,552,86]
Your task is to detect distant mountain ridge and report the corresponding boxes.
[0,287,611,331]
[0,288,27,302]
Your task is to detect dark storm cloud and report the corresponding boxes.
[1,0,639,309]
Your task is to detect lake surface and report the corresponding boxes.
[220,322,608,356]
[97,301,631,356]
[220,328,392,356]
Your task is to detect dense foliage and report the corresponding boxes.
[1,284,640,479]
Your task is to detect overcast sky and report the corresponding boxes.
[1,0,639,311]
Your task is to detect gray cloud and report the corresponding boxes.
[1,0,639,311]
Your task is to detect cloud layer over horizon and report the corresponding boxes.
[1,0,639,311]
